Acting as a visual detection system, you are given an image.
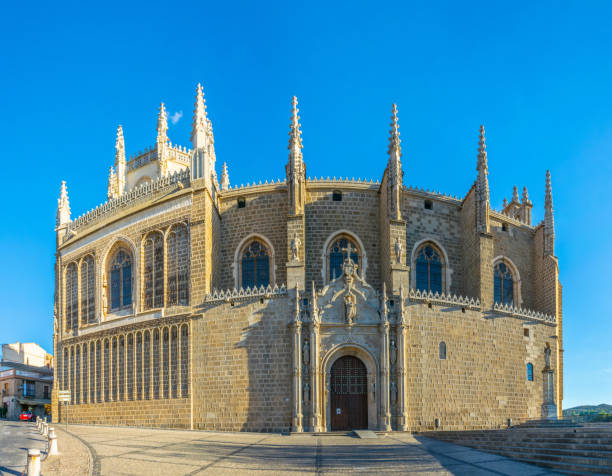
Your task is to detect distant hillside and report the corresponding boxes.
[563,404,612,422]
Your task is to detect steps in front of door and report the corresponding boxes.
[353,430,379,439]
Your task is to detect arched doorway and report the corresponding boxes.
[330,356,367,430]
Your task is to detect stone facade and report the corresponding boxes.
[52,87,563,432]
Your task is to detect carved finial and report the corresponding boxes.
[388,103,401,156]
[544,170,555,255]
[107,166,118,200]
[221,162,230,191]
[512,185,519,203]
[157,102,168,144]
[294,284,301,322]
[502,197,508,209]
[311,281,319,324]
[191,83,208,148]
[115,125,126,195]
[56,180,71,226]
[476,125,490,233]
[522,186,530,204]
[288,96,303,152]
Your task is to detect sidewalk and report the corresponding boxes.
[41,426,93,476]
[41,424,566,475]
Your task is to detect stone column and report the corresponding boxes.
[379,320,392,431]
[541,368,557,419]
[310,321,322,432]
[291,320,303,432]
[395,321,408,431]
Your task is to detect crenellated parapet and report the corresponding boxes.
[204,284,288,303]
[407,288,481,310]
[492,302,556,325]
[62,169,190,241]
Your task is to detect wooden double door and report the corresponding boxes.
[330,356,368,430]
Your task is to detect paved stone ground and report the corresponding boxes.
[0,420,47,476]
[42,426,92,476]
[58,424,566,476]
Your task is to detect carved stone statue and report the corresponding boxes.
[290,232,301,262]
[302,340,310,366]
[390,339,397,365]
[390,380,398,404]
[544,342,552,369]
[303,382,310,403]
[344,291,357,325]
[394,237,402,264]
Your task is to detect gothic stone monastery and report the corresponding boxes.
[52,85,563,432]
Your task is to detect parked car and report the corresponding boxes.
[19,410,33,421]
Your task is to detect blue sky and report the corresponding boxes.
[0,1,610,408]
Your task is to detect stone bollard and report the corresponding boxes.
[43,422,48,437]
[26,448,41,476]
[48,427,59,456]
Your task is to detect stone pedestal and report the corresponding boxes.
[390,264,409,295]
[287,262,305,291]
[541,368,557,420]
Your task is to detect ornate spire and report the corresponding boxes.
[512,185,519,203]
[157,103,168,176]
[475,125,490,233]
[107,166,118,200]
[115,125,126,195]
[286,96,306,215]
[221,162,230,191]
[388,103,401,156]
[311,281,319,324]
[56,181,71,226]
[288,96,303,153]
[157,102,168,144]
[387,103,403,220]
[522,186,530,204]
[191,83,208,149]
[544,170,555,255]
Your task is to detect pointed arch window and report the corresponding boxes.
[167,224,189,306]
[109,248,133,311]
[494,262,514,306]
[241,240,270,289]
[328,236,360,281]
[144,232,164,310]
[80,255,96,324]
[66,263,78,330]
[439,341,447,360]
[414,243,444,294]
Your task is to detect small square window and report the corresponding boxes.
[332,191,342,201]
[237,198,246,208]
[424,200,433,210]
[523,328,530,337]
[502,223,508,232]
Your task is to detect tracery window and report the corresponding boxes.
[80,255,96,324]
[66,263,78,330]
[527,363,534,381]
[414,244,443,294]
[167,224,189,306]
[241,240,270,289]
[109,248,133,311]
[494,261,514,306]
[328,236,359,281]
[180,324,189,398]
[144,232,164,310]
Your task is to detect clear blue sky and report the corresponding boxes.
[0,1,610,409]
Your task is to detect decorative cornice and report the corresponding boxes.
[492,302,556,325]
[204,284,288,303]
[408,288,481,310]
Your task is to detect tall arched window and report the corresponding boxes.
[63,348,68,391]
[526,363,534,381]
[144,331,151,400]
[89,342,95,403]
[241,240,270,289]
[82,344,87,404]
[415,244,443,294]
[144,232,164,309]
[103,339,110,402]
[328,236,360,281]
[127,334,134,401]
[80,255,96,324]
[66,263,78,330]
[95,341,101,402]
[494,261,514,306]
[109,248,133,311]
[439,341,447,360]
[136,332,143,400]
[167,224,189,306]
[180,324,189,398]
